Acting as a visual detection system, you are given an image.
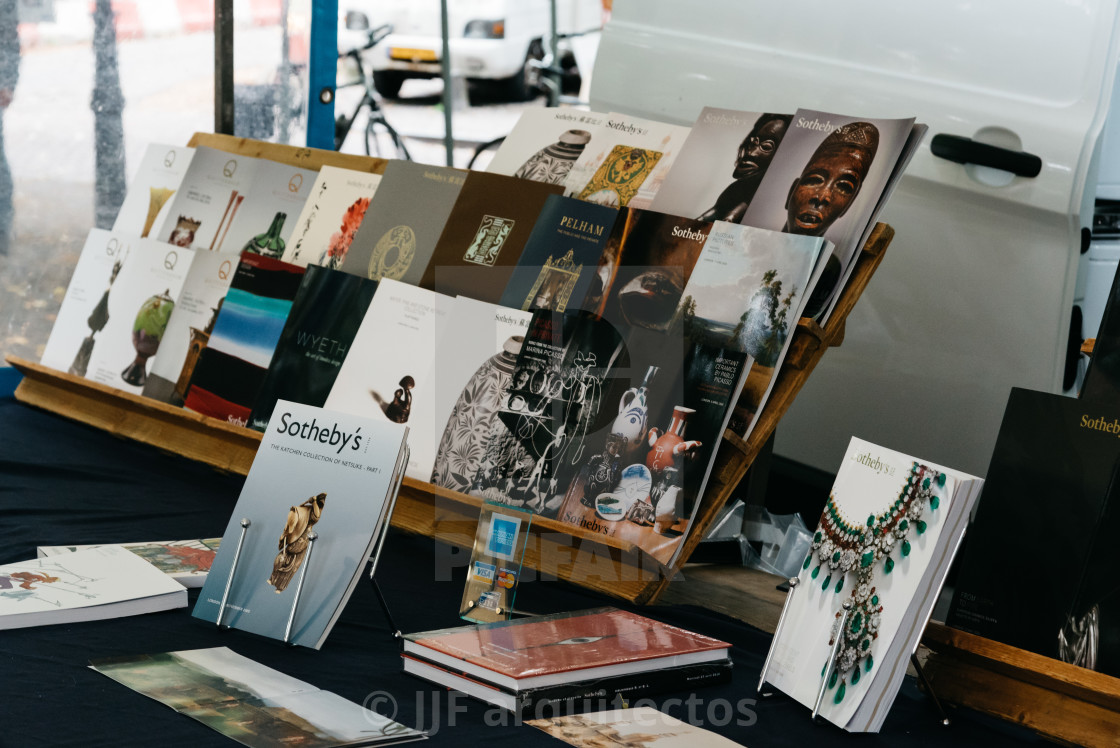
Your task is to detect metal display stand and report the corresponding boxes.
[756,530,970,726]
[215,517,251,629]
[213,444,411,646]
[367,444,411,642]
[212,517,319,645]
[757,576,798,696]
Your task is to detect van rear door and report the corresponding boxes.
[590,0,1120,476]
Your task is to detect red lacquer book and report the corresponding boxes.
[402,607,730,691]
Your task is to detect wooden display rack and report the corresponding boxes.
[913,336,1120,748]
[5,133,893,605]
[922,622,1120,747]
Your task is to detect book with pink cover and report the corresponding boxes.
[402,608,728,689]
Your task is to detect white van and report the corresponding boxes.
[339,0,603,100]
[590,0,1120,478]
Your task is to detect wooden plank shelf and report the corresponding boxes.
[6,133,894,605]
[922,622,1120,747]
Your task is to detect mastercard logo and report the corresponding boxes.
[497,571,516,589]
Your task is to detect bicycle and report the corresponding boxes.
[334,24,412,160]
[465,32,588,170]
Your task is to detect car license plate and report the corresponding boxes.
[390,47,438,62]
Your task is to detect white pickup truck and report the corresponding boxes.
[339,0,603,100]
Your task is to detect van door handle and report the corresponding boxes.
[931,134,1042,178]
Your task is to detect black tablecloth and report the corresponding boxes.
[0,393,1044,747]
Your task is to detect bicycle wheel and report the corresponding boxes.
[365,114,411,161]
[467,136,505,170]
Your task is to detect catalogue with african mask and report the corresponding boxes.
[650,107,787,223]
[192,400,408,649]
[740,109,921,322]
[764,437,981,732]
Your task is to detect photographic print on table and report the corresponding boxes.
[430,297,532,494]
[649,108,792,223]
[183,253,305,427]
[92,647,426,747]
[281,165,382,269]
[529,707,742,748]
[248,264,380,431]
[111,143,196,238]
[341,160,466,285]
[142,251,238,405]
[740,109,916,320]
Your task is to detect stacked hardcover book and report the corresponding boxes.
[0,545,187,630]
[401,608,731,715]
